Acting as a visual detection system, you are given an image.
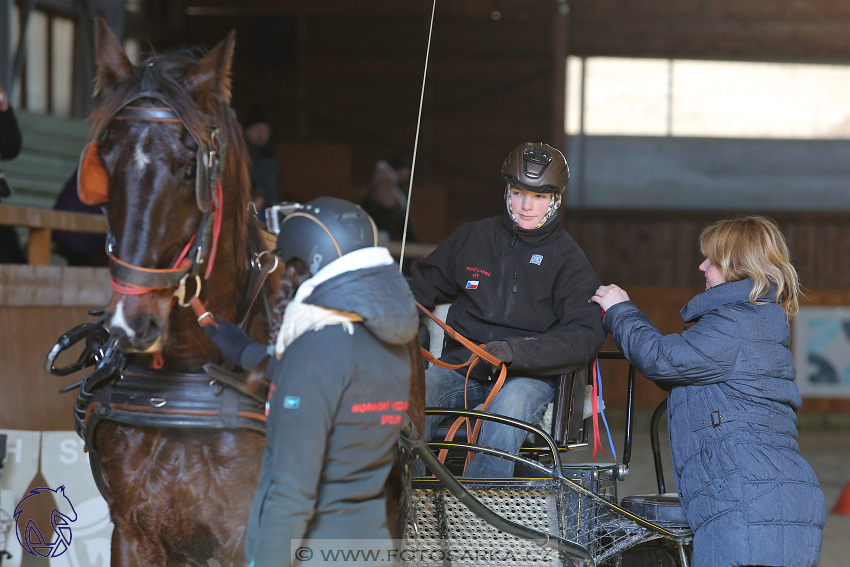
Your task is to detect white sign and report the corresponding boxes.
[40,432,112,567]
[0,430,41,567]
[793,307,850,398]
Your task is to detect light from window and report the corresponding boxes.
[25,11,48,114]
[566,56,850,139]
[52,17,74,118]
[124,37,141,66]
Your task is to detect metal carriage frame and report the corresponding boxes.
[403,353,693,567]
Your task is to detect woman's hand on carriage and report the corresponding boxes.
[203,321,262,367]
[591,284,630,312]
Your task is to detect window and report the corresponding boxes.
[13,8,76,117]
[566,56,850,139]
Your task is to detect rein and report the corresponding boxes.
[416,301,507,472]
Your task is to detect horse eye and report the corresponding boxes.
[183,163,197,181]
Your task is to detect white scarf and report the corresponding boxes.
[274,247,394,358]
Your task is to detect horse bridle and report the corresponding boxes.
[78,90,227,297]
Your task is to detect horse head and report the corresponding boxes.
[85,19,251,359]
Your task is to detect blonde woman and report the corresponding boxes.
[592,216,825,567]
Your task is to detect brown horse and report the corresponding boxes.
[84,19,424,567]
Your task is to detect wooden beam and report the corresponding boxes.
[27,228,52,266]
[0,264,110,307]
[0,204,106,233]
[550,3,568,150]
[184,0,553,17]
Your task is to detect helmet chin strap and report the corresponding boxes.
[504,185,561,230]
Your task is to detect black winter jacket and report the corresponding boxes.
[240,264,419,567]
[409,213,605,380]
[0,107,22,161]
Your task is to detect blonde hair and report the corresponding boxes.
[698,215,800,318]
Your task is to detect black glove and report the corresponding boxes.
[203,321,259,366]
[483,340,513,367]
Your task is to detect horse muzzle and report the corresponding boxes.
[105,292,171,353]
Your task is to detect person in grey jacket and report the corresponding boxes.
[592,216,825,567]
[204,197,419,567]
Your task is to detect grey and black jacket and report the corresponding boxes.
[238,264,418,567]
[409,212,605,380]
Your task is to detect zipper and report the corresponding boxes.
[512,270,518,293]
[486,236,518,341]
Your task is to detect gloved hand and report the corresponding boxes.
[483,340,513,372]
[203,321,259,366]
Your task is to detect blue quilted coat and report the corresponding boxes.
[604,279,825,567]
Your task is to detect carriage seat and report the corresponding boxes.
[425,304,587,447]
[619,494,690,529]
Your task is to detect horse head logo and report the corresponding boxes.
[13,486,77,558]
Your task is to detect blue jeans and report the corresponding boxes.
[419,365,555,479]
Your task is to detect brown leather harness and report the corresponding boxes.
[416,301,508,471]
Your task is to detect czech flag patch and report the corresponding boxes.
[465,280,479,290]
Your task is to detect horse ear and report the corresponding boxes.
[185,31,236,104]
[93,17,135,95]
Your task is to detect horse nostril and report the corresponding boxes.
[139,316,163,344]
[127,314,162,347]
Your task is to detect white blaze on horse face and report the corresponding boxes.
[110,298,136,338]
[133,127,151,171]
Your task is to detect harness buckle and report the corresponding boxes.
[174,274,202,308]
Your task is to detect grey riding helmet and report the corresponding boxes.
[501,142,569,194]
[276,197,379,275]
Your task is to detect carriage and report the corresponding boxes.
[403,366,693,567]
[401,313,695,567]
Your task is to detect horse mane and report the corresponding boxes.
[89,46,254,286]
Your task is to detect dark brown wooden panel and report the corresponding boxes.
[570,0,850,63]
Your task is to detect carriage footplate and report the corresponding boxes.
[408,468,691,567]
[407,478,570,566]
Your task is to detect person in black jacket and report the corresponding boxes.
[0,85,26,264]
[204,197,418,567]
[409,142,605,478]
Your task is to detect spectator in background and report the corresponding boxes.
[242,105,280,211]
[360,156,418,243]
[0,85,26,264]
[52,167,107,266]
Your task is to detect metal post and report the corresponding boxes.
[0,0,13,90]
[12,0,36,91]
[576,56,587,207]
[667,58,673,136]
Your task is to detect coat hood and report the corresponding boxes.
[306,263,419,345]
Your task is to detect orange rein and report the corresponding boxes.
[416,301,507,471]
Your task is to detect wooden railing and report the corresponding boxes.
[0,204,106,265]
[0,205,436,265]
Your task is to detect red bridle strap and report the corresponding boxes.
[109,239,195,295]
[204,179,224,280]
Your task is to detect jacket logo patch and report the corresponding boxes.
[465,266,491,277]
[529,254,543,265]
[283,396,301,409]
[465,280,479,290]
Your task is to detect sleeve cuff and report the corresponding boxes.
[602,301,639,333]
[240,343,272,370]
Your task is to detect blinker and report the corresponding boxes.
[77,141,109,205]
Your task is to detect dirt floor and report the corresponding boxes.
[568,411,850,567]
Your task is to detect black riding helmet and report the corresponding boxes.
[501,142,569,194]
[276,197,379,275]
